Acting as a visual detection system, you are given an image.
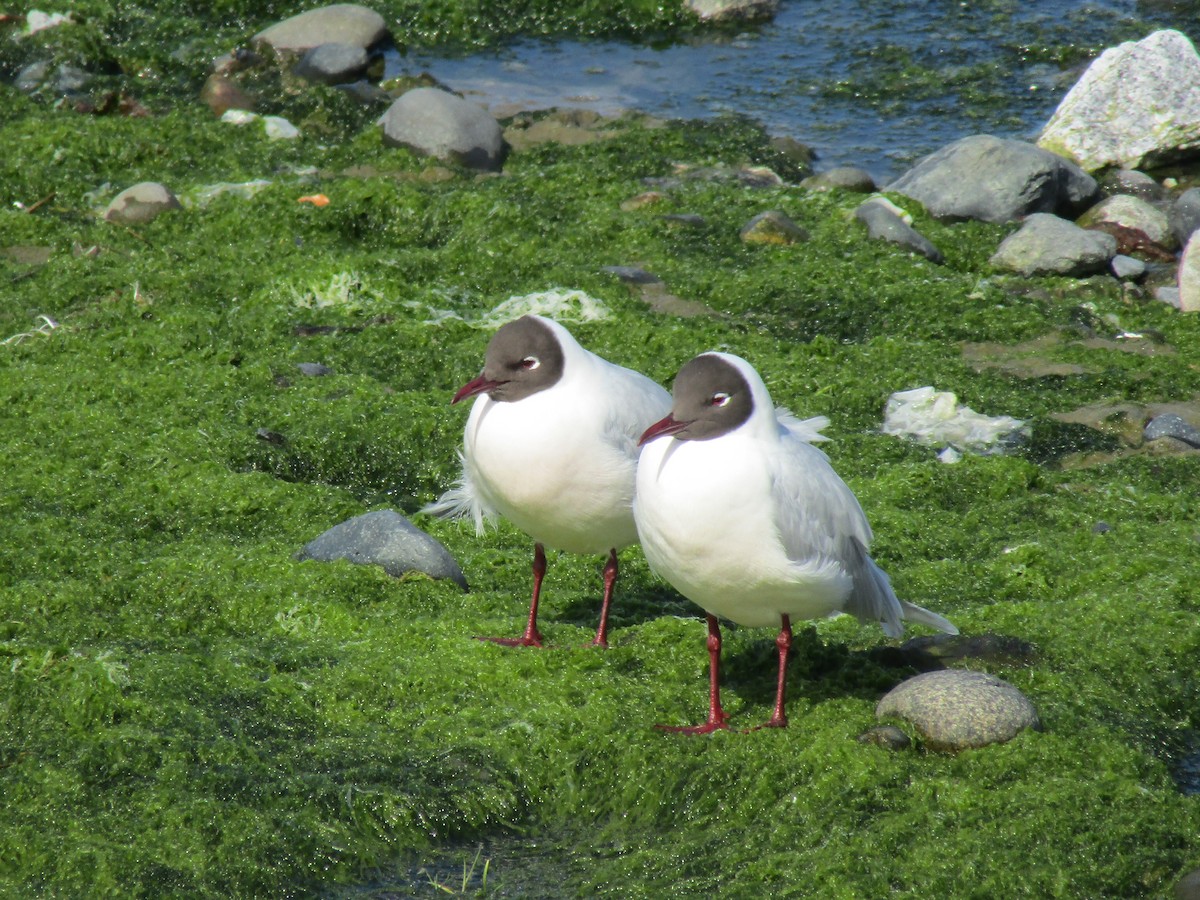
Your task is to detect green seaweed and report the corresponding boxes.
[2,3,1200,897]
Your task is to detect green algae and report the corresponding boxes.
[2,7,1200,898]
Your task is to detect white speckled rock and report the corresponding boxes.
[104,182,181,225]
[685,0,778,22]
[877,669,1040,752]
[1038,29,1200,172]
[253,4,388,53]
[1177,231,1200,312]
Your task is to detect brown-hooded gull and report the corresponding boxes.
[635,352,957,733]
[425,314,671,648]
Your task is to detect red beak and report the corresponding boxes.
[639,413,689,446]
[452,373,504,404]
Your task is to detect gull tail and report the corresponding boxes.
[420,455,496,536]
[844,538,958,638]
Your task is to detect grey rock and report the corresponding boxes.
[1039,29,1200,172]
[1157,286,1183,308]
[296,362,333,376]
[16,60,90,94]
[379,87,507,171]
[856,724,912,751]
[1110,254,1147,281]
[335,80,393,107]
[887,134,1101,224]
[253,3,389,53]
[1076,194,1176,250]
[104,182,182,225]
[1177,867,1200,900]
[661,213,707,227]
[1098,168,1163,201]
[854,198,943,263]
[601,266,663,285]
[739,210,809,245]
[685,0,779,22]
[298,509,468,589]
[15,60,51,93]
[802,166,877,193]
[876,669,1041,752]
[1170,188,1200,246]
[1144,413,1200,448]
[989,213,1117,277]
[293,42,371,85]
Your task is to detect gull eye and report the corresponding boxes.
[519,356,540,371]
[710,392,730,407]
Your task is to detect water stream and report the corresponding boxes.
[386,0,1200,182]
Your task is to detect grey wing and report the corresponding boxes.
[601,363,672,454]
[770,436,957,637]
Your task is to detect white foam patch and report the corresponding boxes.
[882,386,1029,460]
[475,289,611,327]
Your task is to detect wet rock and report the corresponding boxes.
[253,3,389,54]
[293,42,371,85]
[887,134,1101,223]
[854,197,943,263]
[990,213,1117,277]
[1111,254,1147,281]
[896,633,1040,668]
[1098,168,1163,201]
[1178,231,1200,312]
[601,266,663,285]
[104,182,182,225]
[1144,413,1200,448]
[379,87,507,171]
[876,670,1041,752]
[16,61,90,95]
[1077,194,1176,250]
[767,135,816,177]
[297,509,468,589]
[739,210,809,245]
[856,725,911,751]
[296,362,333,377]
[1170,187,1200,246]
[802,166,876,192]
[1177,867,1200,900]
[1039,29,1200,172]
[200,73,255,114]
[685,0,779,23]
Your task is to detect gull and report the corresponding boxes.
[635,352,957,733]
[425,314,671,648]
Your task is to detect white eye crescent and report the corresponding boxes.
[520,356,540,370]
[711,392,730,407]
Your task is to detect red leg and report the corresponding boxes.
[477,543,546,648]
[657,614,731,734]
[588,548,619,648]
[754,615,792,730]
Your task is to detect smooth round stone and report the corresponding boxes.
[876,669,1040,752]
[253,4,388,53]
[293,42,371,85]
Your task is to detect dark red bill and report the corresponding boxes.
[452,374,505,404]
[639,413,690,445]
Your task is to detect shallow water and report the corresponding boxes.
[386,0,1200,182]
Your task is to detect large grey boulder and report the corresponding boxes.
[1170,187,1200,246]
[887,134,1101,223]
[990,213,1117,277]
[877,669,1040,752]
[297,509,468,589]
[1039,29,1200,172]
[379,88,507,171]
[253,4,388,53]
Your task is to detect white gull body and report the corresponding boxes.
[426,315,671,647]
[635,351,956,731]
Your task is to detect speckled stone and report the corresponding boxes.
[876,669,1040,752]
[856,724,912,751]
[104,182,182,225]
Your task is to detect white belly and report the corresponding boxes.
[465,394,639,554]
[635,435,851,628]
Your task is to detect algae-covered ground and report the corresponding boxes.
[3,2,1200,897]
